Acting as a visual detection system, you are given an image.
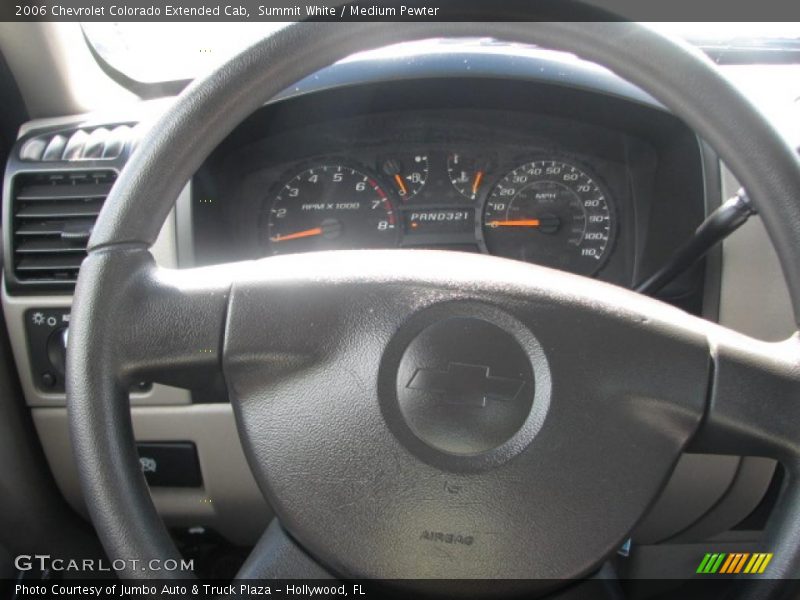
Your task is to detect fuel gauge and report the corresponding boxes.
[382,154,429,202]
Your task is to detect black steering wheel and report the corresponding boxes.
[66,20,800,596]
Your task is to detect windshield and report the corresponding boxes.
[81,22,800,84]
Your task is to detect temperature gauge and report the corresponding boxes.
[447,153,492,201]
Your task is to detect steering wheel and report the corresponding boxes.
[66,20,800,596]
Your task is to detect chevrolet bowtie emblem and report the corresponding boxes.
[407,362,525,408]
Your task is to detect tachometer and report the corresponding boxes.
[266,164,398,254]
[482,159,614,275]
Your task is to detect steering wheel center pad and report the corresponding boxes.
[224,250,708,579]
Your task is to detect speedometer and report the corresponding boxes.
[265,164,398,255]
[482,160,615,275]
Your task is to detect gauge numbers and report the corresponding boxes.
[266,164,398,254]
[482,160,614,275]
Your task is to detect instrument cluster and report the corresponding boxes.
[192,85,708,302]
[261,148,617,277]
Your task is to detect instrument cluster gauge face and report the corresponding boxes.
[381,154,429,202]
[447,152,493,201]
[265,164,398,255]
[482,159,616,276]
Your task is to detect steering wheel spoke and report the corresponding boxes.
[690,330,800,463]
[109,257,235,390]
[72,249,235,390]
[237,521,336,579]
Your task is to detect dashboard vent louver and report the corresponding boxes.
[19,125,132,162]
[10,171,116,287]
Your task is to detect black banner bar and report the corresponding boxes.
[4,0,800,22]
[4,578,795,600]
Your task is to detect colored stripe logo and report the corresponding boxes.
[697,553,773,574]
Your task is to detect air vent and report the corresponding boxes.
[10,171,116,288]
[19,125,132,162]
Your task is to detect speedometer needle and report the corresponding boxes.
[270,227,323,242]
[487,219,541,228]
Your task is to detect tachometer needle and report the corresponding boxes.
[471,171,484,195]
[394,174,408,196]
[487,219,541,228]
[270,227,323,242]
